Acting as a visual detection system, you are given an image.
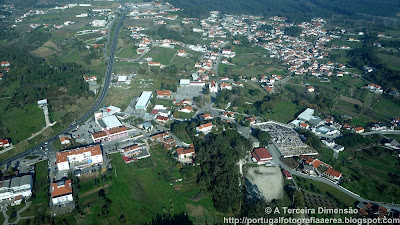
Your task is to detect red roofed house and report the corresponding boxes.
[156,90,172,99]
[324,168,342,180]
[265,86,274,93]
[0,139,10,148]
[56,145,103,171]
[245,116,256,125]
[1,61,10,67]
[283,170,292,180]
[300,122,309,129]
[307,86,315,92]
[251,147,273,165]
[156,115,169,124]
[59,136,71,145]
[196,122,213,134]
[220,82,232,90]
[176,147,196,160]
[121,144,143,158]
[51,179,73,205]
[199,114,213,120]
[353,127,364,134]
[179,106,193,113]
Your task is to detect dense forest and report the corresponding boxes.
[169,0,400,20]
[0,46,90,108]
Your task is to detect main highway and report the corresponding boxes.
[0,6,128,166]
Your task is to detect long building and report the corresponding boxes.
[91,126,128,143]
[56,145,103,171]
[0,175,33,205]
[135,91,153,110]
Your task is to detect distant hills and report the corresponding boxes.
[169,0,400,20]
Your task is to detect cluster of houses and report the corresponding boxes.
[300,155,343,182]
[0,175,33,206]
[119,143,150,163]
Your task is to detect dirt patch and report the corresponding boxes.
[186,204,204,218]
[79,172,98,182]
[264,67,280,73]
[42,41,59,51]
[79,183,111,198]
[32,47,57,58]
[339,96,363,106]
[246,167,284,202]
[174,184,183,191]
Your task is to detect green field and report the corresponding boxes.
[265,101,301,123]
[147,47,178,66]
[0,103,45,143]
[75,147,219,224]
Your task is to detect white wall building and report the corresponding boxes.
[56,145,103,171]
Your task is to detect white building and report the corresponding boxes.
[209,81,218,93]
[135,91,153,110]
[56,145,103,171]
[91,20,107,27]
[196,122,213,134]
[51,179,73,205]
[0,175,33,205]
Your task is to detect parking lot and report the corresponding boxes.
[174,86,204,101]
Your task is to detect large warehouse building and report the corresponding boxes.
[135,91,153,110]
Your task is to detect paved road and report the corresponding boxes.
[0,7,128,166]
[361,130,400,136]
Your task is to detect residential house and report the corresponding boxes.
[0,61,10,67]
[179,106,193,113]
[121,144,143,158]
[156,90,172,99]
[156,115,169,124]
[59,136,70,145]
[245,116,256,125]
[353,127,364,134]
[220,83,232,90]
[324,168,342,180]
[0,139,10,148]
[199,114,213,120]
[51,179,73,205]
[196,122,213,134]
[176,147,196,160]
[307,86,315,92]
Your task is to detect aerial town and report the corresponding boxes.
[0,0,399,224]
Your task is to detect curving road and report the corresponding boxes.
[0,7,128,166]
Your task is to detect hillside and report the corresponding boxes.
[169,0,400,20]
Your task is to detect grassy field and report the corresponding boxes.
[0,103,45,143]
[75,147,219,225]
[265,101,301,123]
[146,47,178,66]
[385,134,400,142]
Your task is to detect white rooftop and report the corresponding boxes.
[297,108,315,121]
[118,76,127,82]
[106,106,121,115]
[101,115,122,129]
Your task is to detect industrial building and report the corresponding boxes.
[135,91,153,110]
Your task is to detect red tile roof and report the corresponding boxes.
[252,147,272,161]
[176,148,195,156]
[156,90,171,96]
[51,179,72,197]
[324,168,342,178]
[56,145,102,163]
